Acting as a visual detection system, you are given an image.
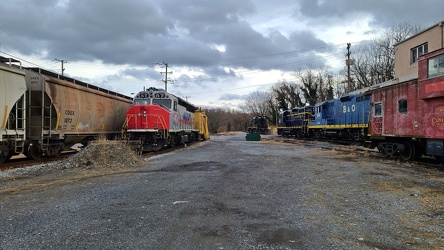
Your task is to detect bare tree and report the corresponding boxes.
[205,108,250,133]
[316,66,335,102]
[266,94,279,126]
[294,67,319,105]
[282,82,304,108]
[351,21,423,88]
[272,81,290,111]
[271,80,304,110]
[244,91,271,116]
[325,74,335,100]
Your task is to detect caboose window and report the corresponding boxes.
[428,54,444,78]
[410,43,428,64]
[398,99,408,113]
[375,103,382,116]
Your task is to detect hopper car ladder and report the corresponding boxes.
[27,84,53,152]
[3,95,27,154]
[12,95,26,153]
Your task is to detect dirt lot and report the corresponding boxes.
[0,132,443,249]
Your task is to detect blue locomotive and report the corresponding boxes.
[309,93,371,141]
[278,93,371,141]
[278,106,314,138]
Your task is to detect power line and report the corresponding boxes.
[182,82,275,96]
[0,25,35,55]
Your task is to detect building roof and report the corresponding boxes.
[394,20,444,47]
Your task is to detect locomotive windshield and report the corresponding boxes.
[134,99,150,105]
[133,98,172,109]
[152,98,172,109]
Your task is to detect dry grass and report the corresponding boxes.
[217,131,237,136]
[95,133,108,144]
[268,125,278,135]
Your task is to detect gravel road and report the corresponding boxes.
[0,132,443,249]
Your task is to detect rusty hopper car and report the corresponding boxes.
[1,57,133,162]
[23,68,133,159]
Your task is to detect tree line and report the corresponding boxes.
[205,22,422,134]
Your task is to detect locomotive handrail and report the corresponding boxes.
[121,116,130,138]
[123,113,168,139]
[289,112,315,117]
[149,114,168,139]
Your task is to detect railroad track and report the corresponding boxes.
[271,136,444,170]
[0,142,194,173]
[0,152,77,172]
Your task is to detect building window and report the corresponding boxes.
[398,99,408,113]
[410,43,428,64]
[375,103,382,116]
[428,54,444,78]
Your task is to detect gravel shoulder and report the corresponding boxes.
[0,132,443,249]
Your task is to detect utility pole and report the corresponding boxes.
[184,96,191,102]
[346,43,351,93]
[156,61,173,92]
[55,58,67,76]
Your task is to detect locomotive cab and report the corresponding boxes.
[124,87,201,152]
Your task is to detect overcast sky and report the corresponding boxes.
[1,0,443,109]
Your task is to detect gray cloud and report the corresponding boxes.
[219,93,248,101]
[1,0,443,106]
[0,0,337,72]
[294,0,444,27]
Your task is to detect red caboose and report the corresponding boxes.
[369,47,444,160]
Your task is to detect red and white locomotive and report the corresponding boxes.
[123,87,209,152]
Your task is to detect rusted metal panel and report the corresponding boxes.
[370,80,424,138]
[25,70,132,142]
[422,98,444,138]
[45,76,131,134]
[371,78,444,139]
